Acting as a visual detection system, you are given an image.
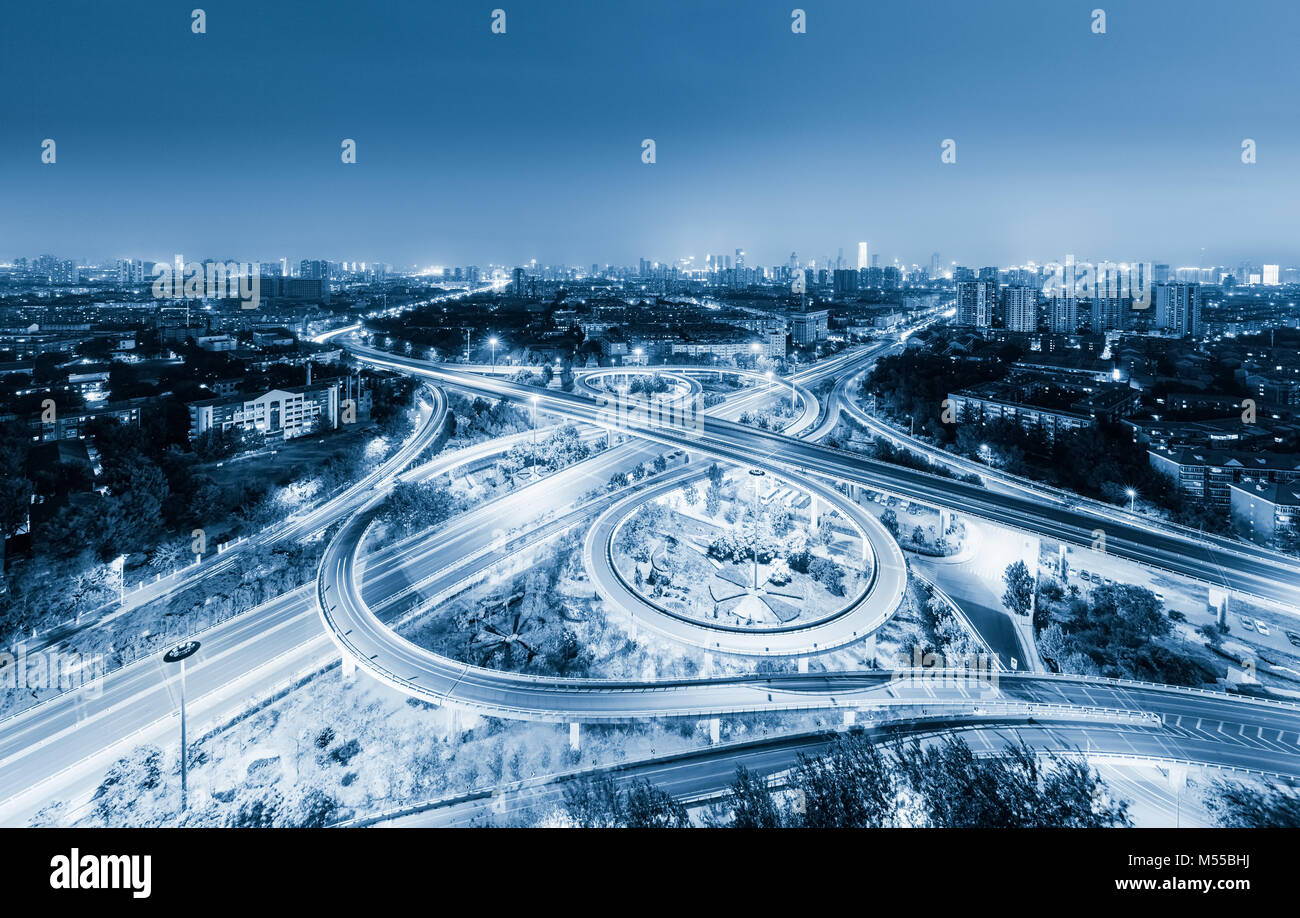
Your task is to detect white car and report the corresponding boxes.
[1239,616,1256,632]
[1255,620,1271,636]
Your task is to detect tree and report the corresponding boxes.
[1002,560,1034,616]
[560,774,687,828]
[808,557,845,596]
[721,765,784,828]
[892,737,1128,828]
[1205,779,1300,827]
[704,482,722,517]
[623,779,690,828]
[787,732,895,828]
[880,508,899,538]
[149,538,190,574]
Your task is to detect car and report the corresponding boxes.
[1285,631,1300,648]
[1255,620,1271,636]
[1239,616,1256,632]
[1168,610,1187,622]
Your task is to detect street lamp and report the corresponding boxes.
[530,394,539,473]
[1126,488,1136,512]
[747,469,766,589]
[489,336,498,371]
[112,555,126,605]
[163,640,201,813]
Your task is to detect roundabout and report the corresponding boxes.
[583,461,907,656]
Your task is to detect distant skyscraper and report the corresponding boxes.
[300,260,330,281]
[857,241,868,270]
[1264,264,1280,285]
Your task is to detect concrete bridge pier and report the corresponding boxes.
[709,717,720,744]
[797,657,808,674]
[569,722,581,752]
[1209,588,1229,627]
[341,653,355,681]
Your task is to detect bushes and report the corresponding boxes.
[808,557,845,596]
[1034,583,1215,686]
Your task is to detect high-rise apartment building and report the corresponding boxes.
[1154,283,1203,338]
[957,280,997,328]
[1004,285,1038,332]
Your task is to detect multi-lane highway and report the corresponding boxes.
[346,341,1300,611]
[7,322,1300,826]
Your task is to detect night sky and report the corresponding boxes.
[2,0,1298,268]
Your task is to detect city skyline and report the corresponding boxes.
[4,0,1300,857]
[4,0,1300,266]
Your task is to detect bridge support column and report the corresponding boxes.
[939,508,951,534]
[1022,535,1041,576]
[1209,588,1229,627]
[569,722,581,752]
[864,633,877,668]
[809,496,821,528]
[797,657,808,674]
[843,710,856,727]
[341,653,355,681]
[443,705,463,738]
[702,652,713,677]
[709,717,720,745]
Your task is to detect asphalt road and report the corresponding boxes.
[347,342,1300,612]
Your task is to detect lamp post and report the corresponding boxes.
[112,555,126,606]
[489,336,498,371]
[163,640,201,813]
[530,394,539,475]
[748,469,766,589]
[1126,488,1136,512]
